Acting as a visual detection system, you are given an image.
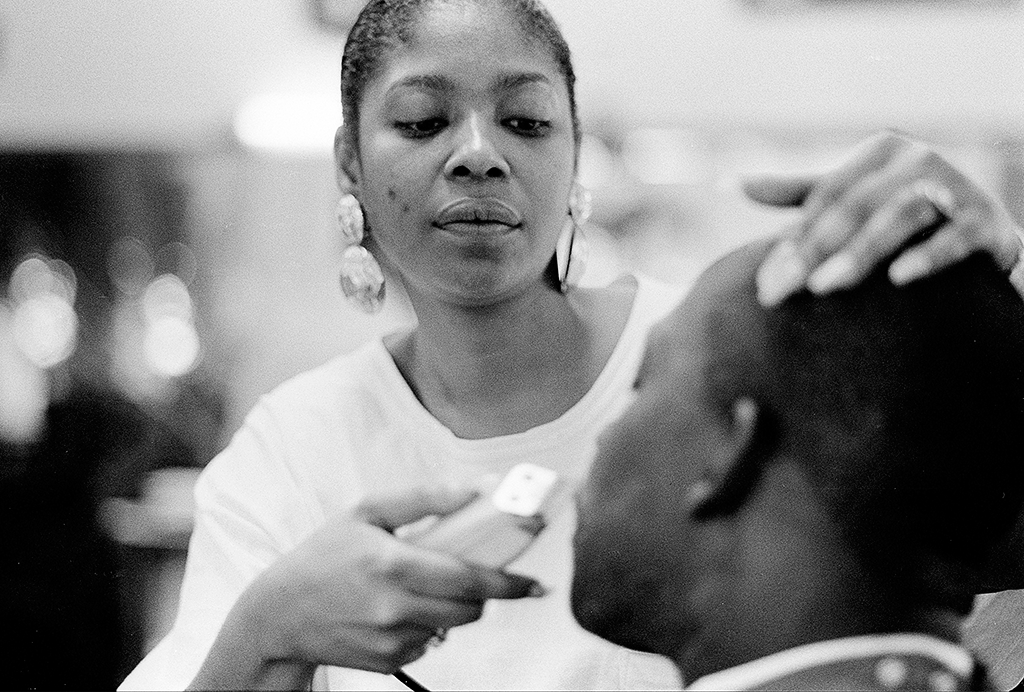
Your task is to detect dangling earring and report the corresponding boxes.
[556,182,592,293]
[336,194,385,313]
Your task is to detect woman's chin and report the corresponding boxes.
[426,265,550,308]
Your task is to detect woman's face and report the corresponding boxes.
[348,1,577,306]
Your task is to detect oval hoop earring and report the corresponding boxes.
[556,182,592,293]
[336,194,385,313]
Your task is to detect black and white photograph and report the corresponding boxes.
[2,1,1023,690]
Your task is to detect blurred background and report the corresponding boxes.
[1,0,1022,688]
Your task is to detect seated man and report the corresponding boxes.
[572,239,1024,691]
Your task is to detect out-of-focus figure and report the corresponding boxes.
[0,150,216,689]
[0,301,190,689]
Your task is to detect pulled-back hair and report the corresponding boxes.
[340,0,580,155]
[700,241,1024,607]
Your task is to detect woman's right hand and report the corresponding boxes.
[190,486,543,690]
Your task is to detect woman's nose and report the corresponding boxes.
[444,114,510,182]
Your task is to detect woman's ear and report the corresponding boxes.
[688,397,764,521]
[334,126,360,194]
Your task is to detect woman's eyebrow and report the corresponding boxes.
[493,72,552,92]
[384,72,553,100]
[388,73,453,94]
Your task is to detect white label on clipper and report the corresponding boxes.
[491,463,559,517]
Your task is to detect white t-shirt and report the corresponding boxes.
[120,275,687,691]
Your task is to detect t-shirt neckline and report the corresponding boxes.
[368,276,648,451]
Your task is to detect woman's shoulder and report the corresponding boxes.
[258,338,395,411]
[196,339,407,509]
[222,339,404,458]
[632,271,691,321]
[584,271,688,342]
[581,271,687,312]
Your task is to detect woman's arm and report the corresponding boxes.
[188,487,542,691]
[119,404,541,692]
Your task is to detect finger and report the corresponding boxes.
[757,238,808,307]
[805,181,942,294]
[1010,259,1024,300]
[368,538,544,602]
[990,217,1024,271]
[797,132,906,232]
[466,565,546,600]
[756,139,904,306]
[797,136,956,293]
[799,168,903,275]
[389,593,486,629]
[887,213,983,285]
[902,176,1024,273]
[316,624,434,673]
[741,173,818,207]
[410,556,543,601]
[356,485,479,531]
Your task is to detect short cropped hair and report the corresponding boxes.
[699,241,1024,604]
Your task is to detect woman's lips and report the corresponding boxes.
[434,198,522,231]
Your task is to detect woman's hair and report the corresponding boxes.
[340,0,580,156]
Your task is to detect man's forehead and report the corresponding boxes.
[640,241,770,381]
[640,293,711,382]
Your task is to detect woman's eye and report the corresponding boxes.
[504,118,551,137]
[395,118,447,138]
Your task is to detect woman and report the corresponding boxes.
[121,0,1023,690]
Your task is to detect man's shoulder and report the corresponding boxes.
[687,636,988,692]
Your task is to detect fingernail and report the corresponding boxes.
[807,254,857,294]
[684,480,713,510]
[528,583,548,598]
[757,241,808,306]
[1010,262,1024,298]
[888,253,931,285]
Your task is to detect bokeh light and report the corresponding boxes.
[143,274,193,323]
[10,254,76,305]
[7,254,79,369]
[140,273,200,378]
[143,315,200,378]
[234,92,341,155]
[108,236,156,297]
[0,303,50,444]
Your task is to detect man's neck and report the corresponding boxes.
[678,460,965,682]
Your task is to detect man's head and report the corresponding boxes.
[572,239,1024,676]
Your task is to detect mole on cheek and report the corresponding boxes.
[384,187,410,214]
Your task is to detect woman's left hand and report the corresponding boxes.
[744,130,1024,306]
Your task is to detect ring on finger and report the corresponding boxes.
[910,179,956,220]
[427,628,448,648]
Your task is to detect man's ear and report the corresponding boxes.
[334,126,361,195]
[688,397,764,521]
